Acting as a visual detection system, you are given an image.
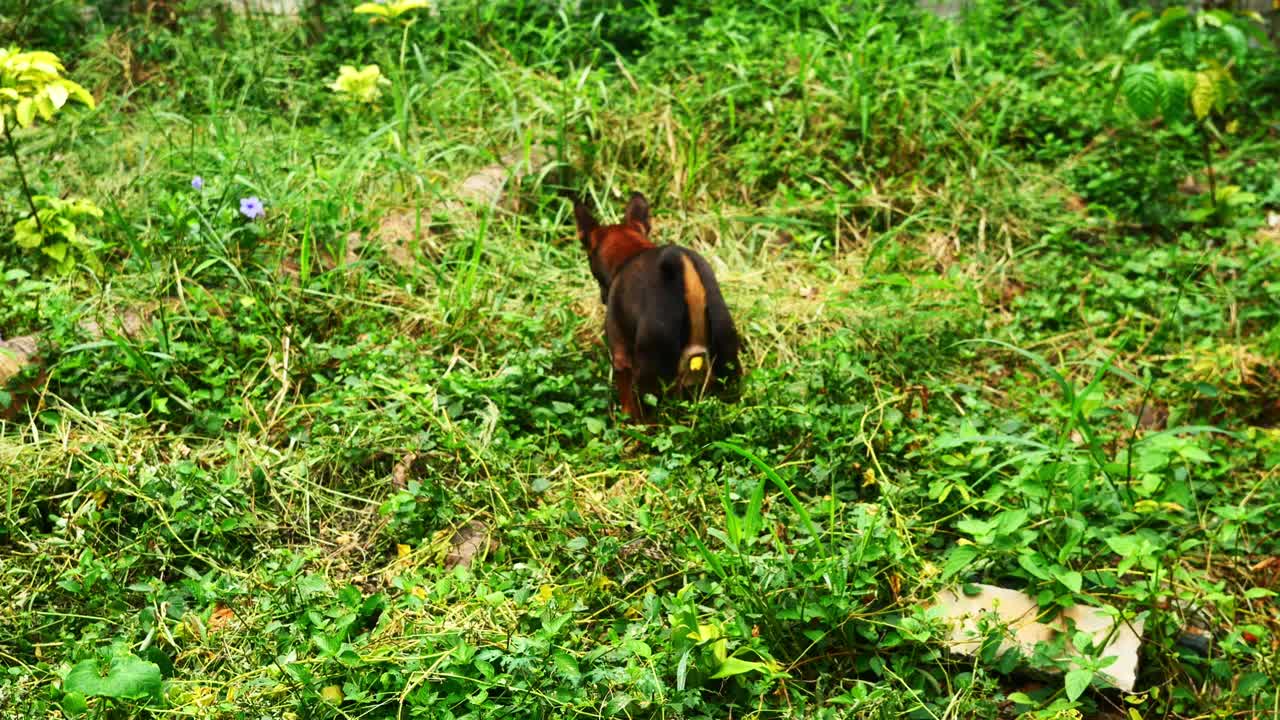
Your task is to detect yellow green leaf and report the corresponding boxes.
[711,637,727,663]
[42,242,69,262]
[23,51,63,67]
[46,82,69,109]
[13,218,43,248]
[709,656,774,680]
[15,96,34,126]
[65,80,96,109]
[1191,71,1215,120]
[29,60,62,77]
[69,198,104,219]
[35,94,55,120]
[691,623,721,643]
[354,0,430,19]
[353,3,391,16]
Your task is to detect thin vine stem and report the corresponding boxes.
[3,122,45,234]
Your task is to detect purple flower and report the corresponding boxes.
[239,197,265,220]
[191,176,204,191]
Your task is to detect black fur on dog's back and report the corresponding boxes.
[607,245,740,396]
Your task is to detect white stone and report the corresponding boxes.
[933,584,1144,693]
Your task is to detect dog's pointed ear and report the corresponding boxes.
[573,198,598,250]
[624,192,650,236]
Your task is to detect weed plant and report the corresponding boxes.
[1,1,1278,718]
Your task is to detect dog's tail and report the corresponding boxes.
[660,247,710,387]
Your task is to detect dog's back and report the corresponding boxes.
[609,245,739,391]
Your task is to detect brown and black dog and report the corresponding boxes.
[573,192,740,420]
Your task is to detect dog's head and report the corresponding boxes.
[573,192,653,304]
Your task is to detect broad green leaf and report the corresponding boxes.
[675,648,691,690]
[49,214,79,242]
[1177,444,1212,463]
[1157,6,1188,25]
[1238,671,1270,696]
[1017,553,1051,580]
[551,650,580,677]
[60,692,88,718]
[1121,64,1161,120]
[64,655,163,700]
[1160,69,1190,122]
[1222,188,1258,207]
[1052,567,1083,593]
[1105,535,1138,556]
[709,656,772,679]
[691,623,721,644]
[1064,668,1093,701]
[941,545,978,581]
[1220,24,1247,64]
[1122,20,1157,52]
[995,508,1029,534]
[956,517,995,540]
[1191,71,1215,120]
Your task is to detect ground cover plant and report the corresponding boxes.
[2,0,1279,717]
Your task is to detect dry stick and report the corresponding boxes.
[4,123,45,235]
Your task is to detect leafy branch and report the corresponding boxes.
[1,47,98,272]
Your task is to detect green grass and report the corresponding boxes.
[2,0,1280,718]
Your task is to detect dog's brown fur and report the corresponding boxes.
[573,192,740,420]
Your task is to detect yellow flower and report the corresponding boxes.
[534,584,555,605]
[353,0,431,20]
[320,685,344,704]
[329,64,390,104]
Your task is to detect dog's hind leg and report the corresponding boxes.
[607,315,643,420]
[632,322,682,418]
[615,364,641,420]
